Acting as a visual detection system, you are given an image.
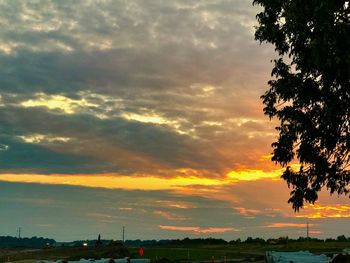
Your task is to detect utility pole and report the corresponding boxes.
[122,226,125,243]
[18,227,21,239]
[306,222,309,239]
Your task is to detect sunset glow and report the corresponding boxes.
[0,0,348,241]
[296,204,350,219]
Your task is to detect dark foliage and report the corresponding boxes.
[125,238,228,247]
[244,237,266,244]
[332,254,350,263]
[0,236,55,248]
[254,0,350,210]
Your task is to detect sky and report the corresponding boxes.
[0,0,349,242]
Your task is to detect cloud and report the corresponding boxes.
[0,144,9,151]
[296,204,350,219]
[17,134,71,144]
[227,169,281,181]
[154,211,189,221]
[156,200,197,209]
[0,0,278,178]
[1,179,350,240]
[159,225,239,234]
[0,173,235,191]
[234,207,262,219]
[266,223,315,228]
[20,93,97,114]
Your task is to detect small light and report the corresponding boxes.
[83,243,88,247]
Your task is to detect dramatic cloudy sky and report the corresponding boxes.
[0,0,349,241]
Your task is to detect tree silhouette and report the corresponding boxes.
[254,0,350,210]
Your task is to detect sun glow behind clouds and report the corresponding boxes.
[0,173,231,191]
[226,169,281,181]
[0,168,291,191]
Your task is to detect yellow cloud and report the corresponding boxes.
[226,169,281,181]
[20,93,96,114]
[0,167,293,192]
[259,154,273,161]
[296,204,350,219]
[0,173,229,191]
[121,112,192,136]
[122,112,174,125]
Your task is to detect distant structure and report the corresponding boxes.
[122,226,125,243]
[17,227,21,239]
[307,222,309,239]
[96,234,102,246]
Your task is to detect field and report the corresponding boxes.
[128,241,350,262]
[1,241,350,262]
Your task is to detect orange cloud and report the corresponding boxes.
[154,211,189,221]
[119,207,133,211]
[259,154,273,161]
[234,207,262,218]
[159,225,239,233]
[296,204,350,219]
[266,223,315,228]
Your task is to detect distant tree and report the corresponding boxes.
[337,234,347,242]
[254,0,350,210]
[0,236,55,248]
[244,237,265,244]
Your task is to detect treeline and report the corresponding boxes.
[125,237,227,246]
[0,236,55,248]
[125,236,350,246]
[237,235,350,245]
[3,235,350,248]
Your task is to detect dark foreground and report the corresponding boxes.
[2,241,350,263]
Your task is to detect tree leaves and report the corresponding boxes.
[254,0,350,210]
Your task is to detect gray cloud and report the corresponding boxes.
[0,0,277,175]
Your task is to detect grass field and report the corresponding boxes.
[1,241,350,262]
[128,241,350,262]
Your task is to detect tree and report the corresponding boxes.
[254,0,350,210]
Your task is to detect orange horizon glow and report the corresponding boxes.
[0,167,286,191]
[0,173,229,191]
[296,204,350,219]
